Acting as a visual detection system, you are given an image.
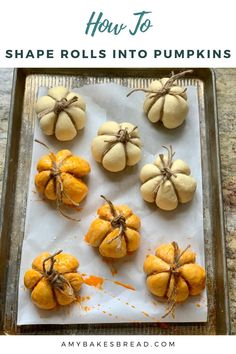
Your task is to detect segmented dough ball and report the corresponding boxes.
[85,196,141,259]
[127,71,192,129]
[35,86,86,141]
[143,242,206,318]
[143,78,188,129]
[92,121,142,172]
[140,146,197,211]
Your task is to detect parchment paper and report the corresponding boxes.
[17,83,207,325]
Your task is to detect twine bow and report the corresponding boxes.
[100,195,127,249]
[127,70,193,115]
[161,242,191,319]
[35,139,81,221]
[38,96,78,119]
[102,125,138,158]
[150,145,178,197]
[42,250,76,300]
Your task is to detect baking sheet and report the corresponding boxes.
[17,82,207,325]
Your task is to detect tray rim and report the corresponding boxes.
[0,67,231,335]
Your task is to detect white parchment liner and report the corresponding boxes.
[17,83,207,325]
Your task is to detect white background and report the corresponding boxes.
[0,0,235,67]
[0,335,235,352]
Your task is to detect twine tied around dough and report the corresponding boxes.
[151,145,178,197]
[100,195,127,248]
[35,139,81,221]
[127,70,193,98]
[161,242,191,319]
[102,125,138,158]
[42,250,76,300]
[38,96,78,119]
[126,70,193,109]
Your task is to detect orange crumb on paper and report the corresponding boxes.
[113,281,135,291]
[196,303,201,308]
[82,306,91,312]
[77,296,91,303]
[111,268,117,276]
[83,275,104,289]
[102,258,118,276]
[81,273,135,291]
[141,311,160,322]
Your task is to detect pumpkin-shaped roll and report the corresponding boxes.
[91,121,142,172]
[35,86,86,141]
[143,242,206,318]
[127,70,192,129]
[85,195,141,259]
[140,145,197,211]
[34,141,90,218]
[24,250,83,310]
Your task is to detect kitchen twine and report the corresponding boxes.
[127,69,193,115]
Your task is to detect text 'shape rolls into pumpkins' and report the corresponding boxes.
[24,250,83,310]
[127,70,193,129]
[143,242,206,318]
[91,121,142,172]
[85,196,141,259]
[34,141,90,218]
[35,86,86,141]
[140,146,197,211]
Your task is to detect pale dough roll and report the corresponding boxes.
[155,180,178,211]
[140,176,162,203]
[171,159,191,175]
[142,75,190,129]
[147,96,165,123]
[161,95,188,129]
[35,86,87,141]
[55,111,77,141]
[98,121,120,135]
[91,135,115,163]
[126,142,141,166]
[140,164,161,183]
[65,106,86,130]
[171,173,197,203]
[48,86,69,101]
[35,95,55,113]
[140,147,197,211]
[102,142,126,172]
[39,112,56,135]
[92,121,142,172]
[66,92,86,111]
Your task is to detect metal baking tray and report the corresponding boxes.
[0,68,230,334]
